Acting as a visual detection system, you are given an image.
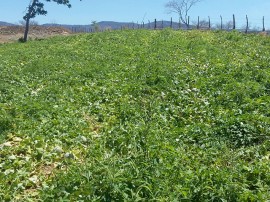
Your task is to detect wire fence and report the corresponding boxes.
[68,15,269,34]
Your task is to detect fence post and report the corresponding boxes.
[148,20,151,29]
[208,16,211,30]
[197,16,200,29]
[179,19,181,29]
[263,16,265,31]
[220,15,223,30]
[233,14,236,30]
[170,17,173,28]
[154,19,157,29]
[245,15,248,33]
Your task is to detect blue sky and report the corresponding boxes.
[1,0,270,29]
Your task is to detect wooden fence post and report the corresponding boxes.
[208,16,211,30]
[170,17,173,28]
[197,16,200,29]
[263,16,265,31]
[154,19,157,29]
[220,15,223,30]
[233,14,236,30]
[245,15,248,33]
[187,16,190,29]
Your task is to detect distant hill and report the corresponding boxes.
[0,21,15,26]
[0,20,189,31]
[42,21,141,31]
[97,21,187,29]
[42,20,188,31]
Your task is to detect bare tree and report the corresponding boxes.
[18,20,39,26]
[197,20,208,29]
[225,21,234,30]
[165,0,201,27]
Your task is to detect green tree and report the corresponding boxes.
[91,21,100,32]
[23,0,82,42]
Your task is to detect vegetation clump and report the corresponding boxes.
[0,29,270,201]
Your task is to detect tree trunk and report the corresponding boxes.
[23,0,37,42]
[23,16,30,42]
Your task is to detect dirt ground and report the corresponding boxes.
[0,26,71,43]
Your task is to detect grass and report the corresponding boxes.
[1,29,270,201]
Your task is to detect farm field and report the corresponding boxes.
[0,26,71,43]
[1,29,270,201]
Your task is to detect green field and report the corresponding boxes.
[1,29,270,201]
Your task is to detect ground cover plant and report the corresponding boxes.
[1,29,270,201]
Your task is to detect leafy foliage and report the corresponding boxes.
[23,0,76,20]
[22,0,81,42]
[1,29,270,201]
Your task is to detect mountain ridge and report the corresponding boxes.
[0,20,185,30]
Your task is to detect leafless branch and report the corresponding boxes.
[165,0,201,26]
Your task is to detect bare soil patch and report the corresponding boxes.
[0,25,71,43]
